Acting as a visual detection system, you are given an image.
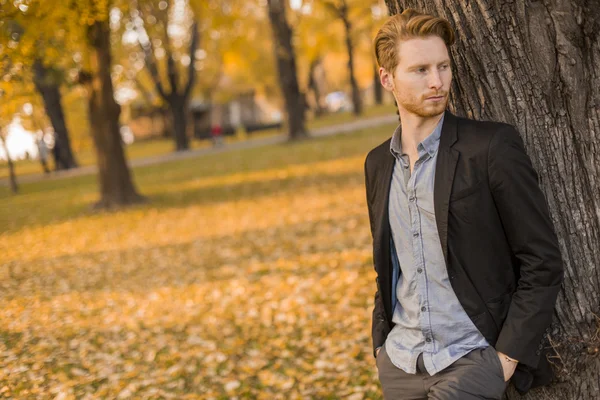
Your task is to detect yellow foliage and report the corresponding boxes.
[0,124,396,398]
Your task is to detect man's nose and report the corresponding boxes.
[429,71,443,89]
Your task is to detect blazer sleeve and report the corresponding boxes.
[364,157,391,358]
[487,125,563,369]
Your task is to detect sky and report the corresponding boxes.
[0,117,39,161]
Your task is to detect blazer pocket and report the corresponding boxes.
[486,292,512,331]
[450,180,482,202]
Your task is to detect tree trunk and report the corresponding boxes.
[342,17,362,115]
[138,15,198,152]
[1,136,18,194]
[170,98,189,151]
[385,1,600,399]
[32,59,78,170]
[161,107,173,138]
[373,61,383,105]
[308,58,328,117]
[85,20,145,209]
[266,0,308,140]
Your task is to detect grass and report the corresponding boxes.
[0,121,395,399]
[0,103,394,181]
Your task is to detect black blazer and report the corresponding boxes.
[364,111,563,394]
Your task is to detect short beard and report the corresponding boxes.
[398,94,448,119]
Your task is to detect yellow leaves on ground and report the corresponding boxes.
[0,128,393,398]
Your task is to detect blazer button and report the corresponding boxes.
[535,350,541,356]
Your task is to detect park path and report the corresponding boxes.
[1,114,398,187]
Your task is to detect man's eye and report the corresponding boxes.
[440,64,449,70]
[417,68,426,73]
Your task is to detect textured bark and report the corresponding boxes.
[385,1,600,399]
[32,59,78,170]
[266,0,308,140]
[85,20,145,209]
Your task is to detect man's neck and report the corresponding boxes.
[398,110,445,154]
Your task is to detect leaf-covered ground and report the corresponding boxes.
[0,124,395,399]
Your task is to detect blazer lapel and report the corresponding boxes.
[373,141,395,319]
[434,111,459,266]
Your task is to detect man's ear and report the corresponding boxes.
[379,68,394,91]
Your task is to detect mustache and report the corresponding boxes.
[424,93,447,98]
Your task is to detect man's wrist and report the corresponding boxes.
[497,350,519,364]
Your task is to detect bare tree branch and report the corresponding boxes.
[135,7,169,102]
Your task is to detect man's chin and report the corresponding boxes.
[421,101,448,117]
[415,107,446,119]
[400,100,448,118]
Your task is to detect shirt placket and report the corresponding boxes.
[409,152,435,354]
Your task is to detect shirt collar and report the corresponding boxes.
[390,113,445,159]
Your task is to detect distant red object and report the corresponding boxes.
[210,124,224,147]
[210,125,223,137]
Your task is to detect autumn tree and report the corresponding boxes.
[0,13,78,170]
[321,0,363,115]
[383,2,600,399]
[9,1,145,208]
[266,0,308,140]
[32,59,79,169]
[133,0,199,151]
[84,17,146,208]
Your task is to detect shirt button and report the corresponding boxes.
[426,338,432,343]
[417,268,423,273]
[413,232,419,238]
[421,306,426,312]
[409,196,416,202]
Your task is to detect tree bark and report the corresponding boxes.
[32,59,78,170]
[266,0,308,140]
[385,1,600,399]
[84,20,145,209]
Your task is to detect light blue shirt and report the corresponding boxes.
[384,115,489,375]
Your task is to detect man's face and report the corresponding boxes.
[380,36,452,119]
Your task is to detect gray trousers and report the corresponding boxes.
[376,344,509,399]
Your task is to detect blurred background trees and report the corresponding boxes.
[133,0,199,151]
[1,0,391,205]
[266,0,307,140]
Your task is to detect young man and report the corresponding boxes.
[365,9,563,399]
